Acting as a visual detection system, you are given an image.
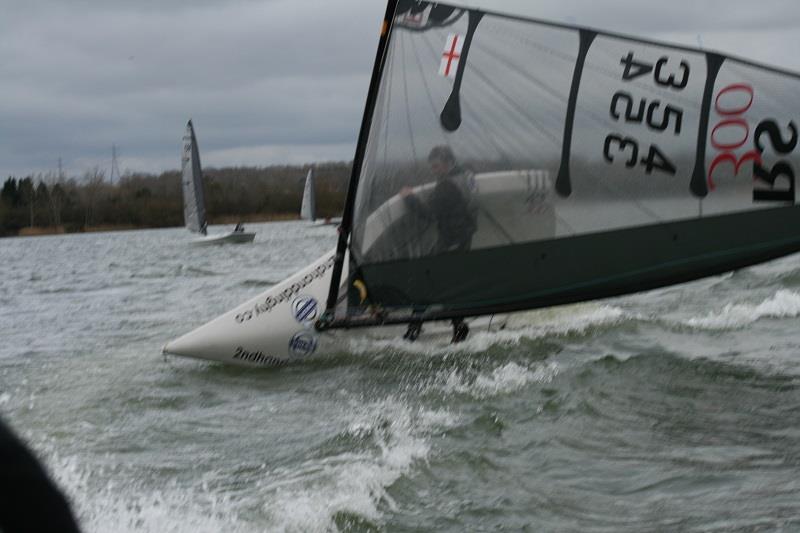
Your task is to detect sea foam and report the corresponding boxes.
[41,398,454,533]
[685,289,800,330]
[345,303,627,357]
[262,398,458,532]
[437,361,559,399]
[42,449,250,533]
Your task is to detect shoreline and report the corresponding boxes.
[5,212,307,239]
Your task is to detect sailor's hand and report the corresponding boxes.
[400,186,414,198]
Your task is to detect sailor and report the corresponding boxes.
[400,145,477,254]
[400,145,477,343]
[234,222,243,233]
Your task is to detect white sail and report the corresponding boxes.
[180,119,256,246]
[319,0,800,329]
[300,168,316,221]
[181,120,207,235]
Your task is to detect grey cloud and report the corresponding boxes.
[0,0,798,178]
[0,0,385,177]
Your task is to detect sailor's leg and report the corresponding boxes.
[403,321,423,342]
[451,318,469,343]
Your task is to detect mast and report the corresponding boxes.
[319,0,400,328]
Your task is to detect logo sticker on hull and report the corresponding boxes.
[291,295,318,325]
[289,332,318,357]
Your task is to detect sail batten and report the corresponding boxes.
[321,0,800,330]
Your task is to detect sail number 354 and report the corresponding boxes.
[603,52,687,176]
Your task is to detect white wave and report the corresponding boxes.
[44,451,251,533]
[499,304,627,339]
[48,414,441,533]
[747,254,800,279]
[344,303,627,357]
[437,361,559,399]
[263,399,458,532]
[686,290,800,329]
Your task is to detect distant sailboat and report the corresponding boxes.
[300,168,317,222]
[181,120,255,245]
[300,166,341,226]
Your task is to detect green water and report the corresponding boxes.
[2,222,800,532]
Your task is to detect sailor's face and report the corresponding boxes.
[430,158,449,178]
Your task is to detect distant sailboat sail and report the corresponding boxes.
[319,0,800,329]
[182,120,207,235]
[301,168,316,222]
[180,120,255,245]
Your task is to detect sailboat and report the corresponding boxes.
[300,166,342,227]
[300,168,317,222]
[181,120,255,245]
[165,1,800,366]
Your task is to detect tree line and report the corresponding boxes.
[0,163,351,237]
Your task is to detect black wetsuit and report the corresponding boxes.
[404,166,477,253]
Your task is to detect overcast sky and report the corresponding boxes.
[1,0,798,179]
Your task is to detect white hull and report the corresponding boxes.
[163,248,506,367]
[189,231,256,245]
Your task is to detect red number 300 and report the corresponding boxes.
[707,84,762,191]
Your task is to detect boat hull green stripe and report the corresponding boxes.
[340,206,800,327]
